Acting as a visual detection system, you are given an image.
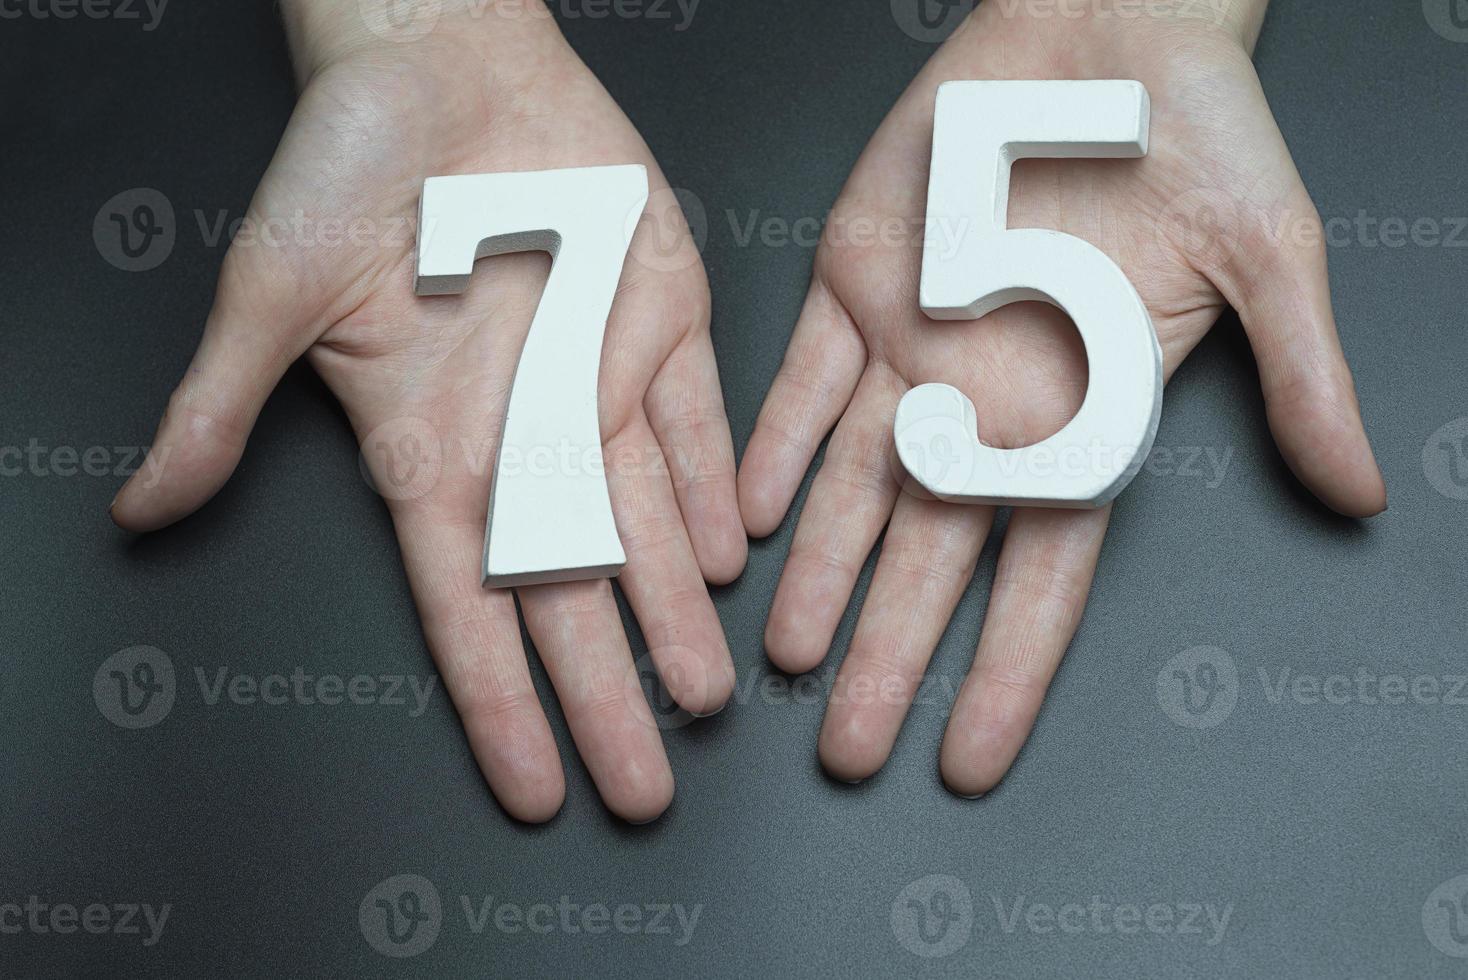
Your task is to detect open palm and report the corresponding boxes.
[738,5,1386,795]
[111,18,744,823]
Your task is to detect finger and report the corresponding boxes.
[109,235,324,532]
[764,366,905,674]
[606,414,736,717]
[390,500,566,824]
[939,506,1110,798]
[644,328,747,585]
[1212,184,1387,518]
[818,493,994,782]
[519,580,675,825]
[737,278,867,537]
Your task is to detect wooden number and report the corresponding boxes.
[416,165,648,587]
[895,80,1163,508]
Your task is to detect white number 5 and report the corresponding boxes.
[894,80,1163,508]
[415,165,648,588]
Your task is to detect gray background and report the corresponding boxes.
[2,0,1466,976]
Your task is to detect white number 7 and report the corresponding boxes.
[894,80,1163,508]
[415,165,648,588]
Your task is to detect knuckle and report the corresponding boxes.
[577,683,634,723]
[998,565,1088,619]
[882,551,971,595]
[457,683,540,729]
[972,662,1044,720]
[787,543,859,583]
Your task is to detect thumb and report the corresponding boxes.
[1211,183,1388,519]
[110,247,318,532]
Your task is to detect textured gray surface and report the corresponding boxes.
[2,1,1466,976]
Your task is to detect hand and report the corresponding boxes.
[737,1,1386,796]
[110,1,745,823]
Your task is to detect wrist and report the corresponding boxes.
[964,0,1268,56]
[1215,0,1268,51]
[280,0,565,84]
